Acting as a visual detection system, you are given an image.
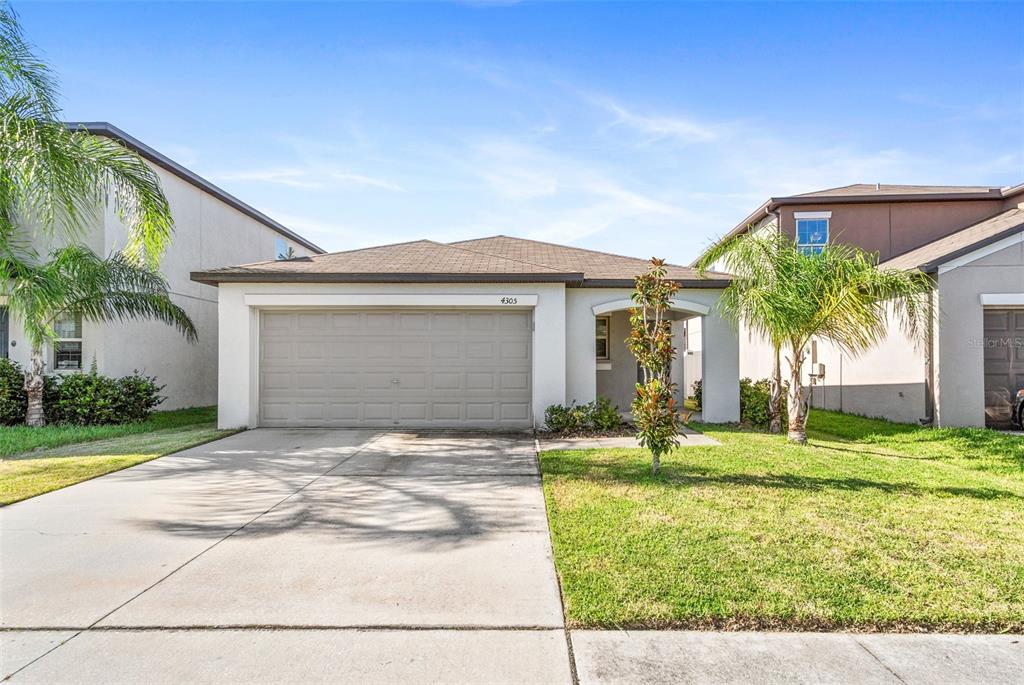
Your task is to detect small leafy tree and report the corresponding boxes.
[628,258,680,474]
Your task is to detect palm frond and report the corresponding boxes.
[0,3,58,115]
[3,245,197,351]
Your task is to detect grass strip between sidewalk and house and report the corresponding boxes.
[0,407,240,505]
[540,410,1024,633]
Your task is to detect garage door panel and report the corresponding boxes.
[431,341,460,359]
[432,403,461,420]
[260,309,532,428]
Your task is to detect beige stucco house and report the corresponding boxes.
[692,183,1024,429]
[191,237,740,430]
[0,123,323,409]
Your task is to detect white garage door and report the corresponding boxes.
[259,309,533,428]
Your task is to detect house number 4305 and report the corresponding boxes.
[500,297,518,305]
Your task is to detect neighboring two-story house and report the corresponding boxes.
[0,123,323,409]
[692,183,1024,429]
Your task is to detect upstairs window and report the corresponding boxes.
[53,312,82,370]
[275,238,290,260]
[795,212,831,254]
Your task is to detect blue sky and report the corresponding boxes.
[17,1,1024,263]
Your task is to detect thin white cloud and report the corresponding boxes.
[584,93,719,144]
[214,166,403,192]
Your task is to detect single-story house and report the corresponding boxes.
[191,236,740,430]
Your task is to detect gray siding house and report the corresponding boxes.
[0,123,323,409]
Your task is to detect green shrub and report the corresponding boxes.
[0,358,27,426]
[590,396,623,431]
[544,396,624,433]
[739,377,788,428]
[690,379,702,409]
[46,370,164,426]
[0,362,165,427]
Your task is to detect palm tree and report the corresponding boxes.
[1,4,174,266]
[1,245,196,425]
[0,5,188,425]
[698,232,931,444]
[696,231,801,434]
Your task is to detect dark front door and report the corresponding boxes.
[983,309,1024,428]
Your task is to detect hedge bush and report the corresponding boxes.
[739,377,788,429]
[0,358,27,425]
[0,359,164,426]
[544,396,624,433]
[690,379,702,409]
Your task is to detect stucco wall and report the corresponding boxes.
[734,314,928,425]
[935,236,1024,427]
[9,162,312,410]
[216,282,739,429]
[566,288,738,424]
[779,199,1004,263]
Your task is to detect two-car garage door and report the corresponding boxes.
[259,309,533,428]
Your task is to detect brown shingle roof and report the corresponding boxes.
[191,235,730,287]
[451,236,729,284]
[879,207,1024,272]
[792,184,1001,198]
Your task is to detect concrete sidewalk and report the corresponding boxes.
[571,631,1023,685]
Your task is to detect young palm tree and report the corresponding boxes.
[698,232,931,444]
[696,231,802,434]
[1,245,196,426]
[1,4,174,265]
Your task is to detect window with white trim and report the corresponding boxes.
[53,312,82,370]
[595,316,611,360]
[795,212,830,254]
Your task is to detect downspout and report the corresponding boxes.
[922,272,938,426]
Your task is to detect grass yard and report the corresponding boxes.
[540,410,1024,632]
[0,407,239,505]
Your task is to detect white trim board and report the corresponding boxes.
[243,293,539,308]
[794,211,832,219]
[937,230,1024,274]
[980,293,1024,307]
[592,298,710,316]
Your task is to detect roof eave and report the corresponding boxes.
[189,271,586,287]
[769,189,1005,207]
[576,277,730,289]
[66,122,326,255]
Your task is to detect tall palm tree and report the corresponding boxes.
[0,4,188,425]
[1,4,174,265]
[698,231,931,444]
[1,245,196,425]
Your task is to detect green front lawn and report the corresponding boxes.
[0,407,240,505]
[541,410,1024,632]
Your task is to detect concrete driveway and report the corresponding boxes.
[1,429,571,684]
